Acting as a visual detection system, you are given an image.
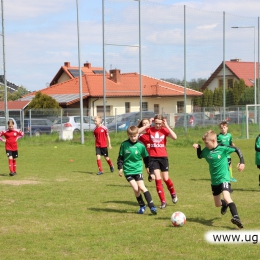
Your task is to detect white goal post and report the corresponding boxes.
[246,104,260,139]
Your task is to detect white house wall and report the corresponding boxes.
[89,96,193,116]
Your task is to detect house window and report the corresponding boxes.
[154,104,159,114]
[228,79,233,89]
[218,79,233,89]
[177,101,184,113]
[142,102,148,111]
[96,106,110,116]
[125,102,130,113]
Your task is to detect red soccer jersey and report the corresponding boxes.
[146,127,169,157]
[138,133,150,152]
[93,125,109,147]
[0,129,24,151]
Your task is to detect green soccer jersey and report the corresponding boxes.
[255,135,260,165]
[118,139,149,176]
[199,145,238,185]
[217,132,233,159]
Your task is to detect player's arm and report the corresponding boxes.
[163,119,177,140]
[138,123,150,134]
[16,130,24,140]
[193,143,203,159]
[107,133,112,149]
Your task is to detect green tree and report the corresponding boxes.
[26,92,61,117]
[8,86,31,101]
[238,87,254,105]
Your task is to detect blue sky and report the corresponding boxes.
[1,0,260,91]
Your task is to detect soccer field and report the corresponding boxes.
[0,133,259,259]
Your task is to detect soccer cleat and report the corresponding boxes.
[110,166,114,172]
[231,217,243,229]
[97,171,103,175]
[9,172,17,176]
[159,202,167,209]
[150,206,157,215]
[221,205,228,215]
[230,177,237,182]
[172,194,178,204]
[138,205,146,214]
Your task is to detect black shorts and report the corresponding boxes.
[6,150,18,158]
[125,174,143,182]
[228,158,232,167]
[211,182,231,196]
[150,157,169,172]
[257,165,260,169]
[96,147,108,157]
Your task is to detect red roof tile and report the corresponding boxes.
[0,101,30,110]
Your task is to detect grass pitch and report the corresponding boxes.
[0,130,259,260]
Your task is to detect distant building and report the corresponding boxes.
[0,75,20,92]
[201,59,259,91]
[21,61,203,116]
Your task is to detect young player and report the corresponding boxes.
[193,130,245,229]
[254,134,260,187]
[93,116,114,175]
[217,121,236,182]
[137,118,151,152]
[117,125,157,215]
[0,119,24,176]
[138,114,178,209]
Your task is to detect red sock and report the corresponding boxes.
[8,159,14,173]
[106,158,113,167]
[165,178,176,195]
[155,179,166,203]
[13,159,16,172]
[97,159,103,172]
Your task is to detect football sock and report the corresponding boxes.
[155,179,166,203]
[97,159,102,172]
[228,202,239,218]
[164,178,176,195]
[13,159,16,172]
[221,199,227,207]
[106,158,113,167]
[143,191,155,208]
[259,174,260,186]
[136,194,145,207]
[8,159,13,173]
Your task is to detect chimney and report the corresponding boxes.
[230,59,241,62]
[64,62,70,67]
[109,69,121,83]
[84,62,91,69]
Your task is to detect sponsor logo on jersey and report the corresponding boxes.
[150,132,165,143]
[150,143,165,147]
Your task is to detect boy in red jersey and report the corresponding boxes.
[93,116,114,175]
[138,114,178,209]
[0,119,24,176]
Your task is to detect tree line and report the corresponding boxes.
[162,78,256,107]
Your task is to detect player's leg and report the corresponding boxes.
[161,158,178,204]
[222,184,243,228]
[96,147,103,175]
[154,169,166,209]
[257,165,260,187]
[129,177,146,214]
[6,150,14,176]
[12,151,18,175]
[229,158,237,182]
[137,178,157,215]
[104,150,114,172]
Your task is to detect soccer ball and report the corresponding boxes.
[171,211,186,227]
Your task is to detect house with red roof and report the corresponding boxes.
[21,62,202,116]
[201,59,259,91]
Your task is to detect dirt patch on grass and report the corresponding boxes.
[0,180,40,185]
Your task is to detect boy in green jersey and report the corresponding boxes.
[117,126,157,215]
[254,134,260,187]
[217,121,236,182]
[193,130,245,229]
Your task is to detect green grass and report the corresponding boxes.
[0,131,259,260]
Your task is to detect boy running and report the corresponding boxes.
[117,126,157,215]
[217,121,236,182]
[0,119,24,176]
[93,116,114,175]
[193,130,245,228]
